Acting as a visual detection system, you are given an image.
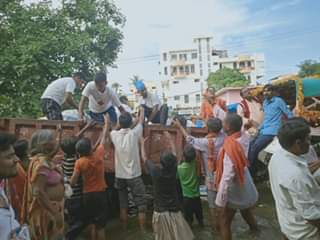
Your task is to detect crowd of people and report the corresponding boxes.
[1,71,320,240]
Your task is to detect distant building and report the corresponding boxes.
[159,36,265,115]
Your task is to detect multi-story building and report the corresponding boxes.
[159,36,265,115]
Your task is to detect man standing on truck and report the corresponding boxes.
[41,72,85,120]
[134,80,168,125]
[200,87,227,121]
[248,84,293,177]
[79,72,125,124]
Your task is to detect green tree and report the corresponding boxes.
[298,60,320,77]
[0,0,125,118]
[207,67,249,90]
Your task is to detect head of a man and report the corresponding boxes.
[206,87,216,104]
[119,112,133,129]
[73,72,85,88]
[119,96,129,105]
[183,144,196,163]
[75,138,92,157]
[0,132,18,179]
[278,117,311,156]
[263,84,275,101]
[207,117,222,134]
[30,130,57,157]
[135,82,147,98]
[94,72,107,92]
[223,113,242,136]
[13,139,29,160]
[240,87,252,101]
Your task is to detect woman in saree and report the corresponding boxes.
[22,128,64,240]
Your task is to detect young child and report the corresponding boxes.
[61,136,83,240]
[141,131,194,240]
[177,144,204,227]
[70,116,109,240]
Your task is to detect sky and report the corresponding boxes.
[26,0,320,93]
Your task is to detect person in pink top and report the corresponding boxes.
[215,113,259,240]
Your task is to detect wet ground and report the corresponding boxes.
[94,182,282,240]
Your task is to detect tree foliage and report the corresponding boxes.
[0,0,125,118]
[207,67,249,90]
[298,59,320,77]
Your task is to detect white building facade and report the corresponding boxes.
[159,37,265,115]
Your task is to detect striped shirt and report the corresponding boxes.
[63,156,82,199]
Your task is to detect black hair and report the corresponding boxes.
[278,117,310,150]
[263,84,274,92]
[119,96,128,104]
[0,132,16,151]
[13,139,29,159]
[207,117,222,133]
[61,136,78,157]
[183,144,196,163]
[119,112,133,129]
[75,138,92,156]
[175,115,187,128]
[225,113,242,132]
[94,72,107,84]
[240,87,249,97]
[160,151,177,176]
[73,72,85,80]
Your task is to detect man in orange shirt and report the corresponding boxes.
[200,87,227,121]
[71,115,109,240]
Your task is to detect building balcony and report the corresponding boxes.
[239,67,255,74]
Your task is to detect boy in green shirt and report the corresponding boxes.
[177,144,204,227]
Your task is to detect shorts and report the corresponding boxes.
[41,98,63,120]
[114,176,146,212]
[83,191,107,228]
[207,190,217,209]
[88,106,117,124]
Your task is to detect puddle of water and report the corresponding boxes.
[78,182,282,240]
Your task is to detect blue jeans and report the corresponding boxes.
[248,134,274,176]
[88,106,117,124]
[142,104,168,125]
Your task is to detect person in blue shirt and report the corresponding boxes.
[248,84,293,177]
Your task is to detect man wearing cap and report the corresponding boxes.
[79,72,125,124]
[134,80,168,125]
[41,72,85,120]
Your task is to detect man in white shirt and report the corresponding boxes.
[41,72,85,120]
[0,132,25,240]
[269,117,320,240]
[110,107,146,231]
[134,80,168,125]
[79,72,124,124]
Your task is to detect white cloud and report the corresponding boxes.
[270,0,302,11]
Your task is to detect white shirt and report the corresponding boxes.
[0,186,20,240]
[41,77,76,106]
[138,92,162,109]
[110,124,143,179]
[269,148,320,240]
[212,104,226,121]
[82,81,121,113]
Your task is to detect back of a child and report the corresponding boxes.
[74,138,107,234]
[177,144,203,227]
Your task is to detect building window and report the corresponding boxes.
[219,64,222,69]
[163,53,167,61]
[179,66,184,74]
[200,63,202,68]
[247,75,251,81]
[171,66,177,76]
[194,78,200,83]
[185,65,189,74]
[179,54,187,61]
[196,94,200,103]
[173,80,179,84]
[233,62,237,69]
[164,67,168,75]
[200,69,203,76]
[171,54,177,61]
[191,65,195,73]
[192,53,197,59]
[184,95,189,104]
[174,96,180,101]
[239,61,245,68]
[213,62,218,65]
[207,55,210,61]
[247,61,252,67]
